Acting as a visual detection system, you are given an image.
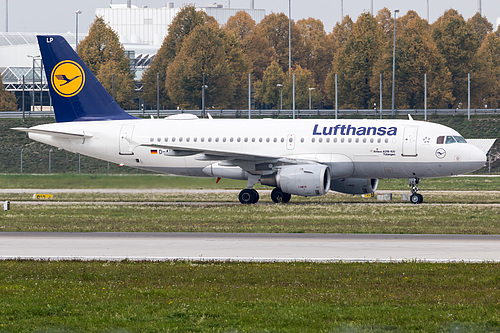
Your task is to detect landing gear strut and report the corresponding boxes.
[409,178,423,204]
[271,188,291,204]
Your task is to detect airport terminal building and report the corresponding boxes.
[0,3,265,111]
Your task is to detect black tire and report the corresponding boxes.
[281,192,292,203]
[239,188,258,204]
[271,188,291,204]
[251,189,260,203]
[410,193,423,204]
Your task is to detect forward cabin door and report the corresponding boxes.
[119,125,135,155]
[402,127,418,156]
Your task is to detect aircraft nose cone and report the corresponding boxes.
[468,145,487,172]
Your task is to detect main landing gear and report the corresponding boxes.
[238,188,292,204]
[238,175,292,204]
[409,177,423,204]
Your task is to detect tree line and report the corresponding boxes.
[1,6,499,111]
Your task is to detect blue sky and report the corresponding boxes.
[2,0,499,34]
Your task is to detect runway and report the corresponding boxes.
[1,232,499,263]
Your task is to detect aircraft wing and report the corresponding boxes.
[12,127,94,139]
[140,143,317,172]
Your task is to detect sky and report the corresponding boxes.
[1,0,499,34]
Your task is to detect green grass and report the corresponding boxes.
[1,201,499,234]
[0,261,498,332]
[1,174,499,191]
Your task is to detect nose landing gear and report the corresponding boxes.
[409,178,423,204]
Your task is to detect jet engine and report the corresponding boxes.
[330,178,379,195]
[261,164,331,197]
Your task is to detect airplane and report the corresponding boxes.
[13,35,490,204]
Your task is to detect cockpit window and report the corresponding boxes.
[445,136,456,144]
[440,135,467,144]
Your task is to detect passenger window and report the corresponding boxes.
[164,137,168,142]
[172,137,176,142]
[281,138,285,143]
[186,137,190,142]
[215,138,219,142]
[319,138,323,143]
[385,138,389,143]
[355,138,359,143]
[445,136,456,144]
[341,138,345,143]
[436,136,444,144]
[300,138,304,143]
[348,138,352,143]
[208,138,212,142]
[326,138,330,143]
[274,138,277,143]
[334,138,337,143]
[311,138,315,143]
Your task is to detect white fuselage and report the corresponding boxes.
[28,117,486,181]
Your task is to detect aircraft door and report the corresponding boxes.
[402,127,418,156]
[287,134,295,150]
[119,125,135,155]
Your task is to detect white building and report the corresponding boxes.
[95,3,266,47]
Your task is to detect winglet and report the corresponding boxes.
[38,35,136,122]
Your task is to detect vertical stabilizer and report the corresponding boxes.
[37,35,136,122]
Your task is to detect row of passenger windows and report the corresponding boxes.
[149,136,390,144]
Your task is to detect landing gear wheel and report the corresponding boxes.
[239,188,259,204]
[410,193,423,204]
[409,178,423,204]
[271,188,291,204]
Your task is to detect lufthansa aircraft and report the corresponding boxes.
[14,36,488,204]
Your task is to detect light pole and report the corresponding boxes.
[27,55,40,113]
[288,0,291,72]
[277,84,283,110]
[202,73,207,118]
[391,9,399,116]
[308,87,315,110]
[75,10,82,53]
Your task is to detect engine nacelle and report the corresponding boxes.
[261,164,331,197]
[330,178,379,195]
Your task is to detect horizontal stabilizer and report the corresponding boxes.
[12,127,93,139]
[466,139,496,154]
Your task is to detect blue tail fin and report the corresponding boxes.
[38,35,136,122]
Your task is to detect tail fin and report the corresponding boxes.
[38,35,136,122]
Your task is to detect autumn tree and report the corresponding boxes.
[0,73,17,111]
[78,17,130,75]
[282,66,317,109]
[327,13,386,109]
[468,12,493,45]
[165,23,248,109]
[97,61,136,109]
[432,9,480,108]
[253,13,305,72]
[141,6,216,107]
[371,11,453,109]
[78,16,135,109]
[472,28,500,108]
[296,18,330,103]
[255,61,286,108]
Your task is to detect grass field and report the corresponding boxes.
[1,174,499,331]
[0,261,499,332]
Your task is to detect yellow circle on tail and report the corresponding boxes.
[51,60,85,97]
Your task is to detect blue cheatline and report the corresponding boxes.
[37,35,137,122]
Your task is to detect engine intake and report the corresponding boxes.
[261,164,331,197]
